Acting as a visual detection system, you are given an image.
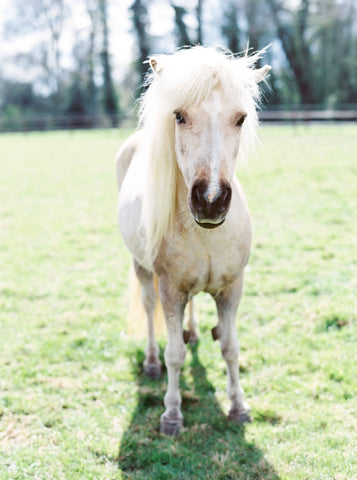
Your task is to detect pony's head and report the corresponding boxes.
[139,47,270,260]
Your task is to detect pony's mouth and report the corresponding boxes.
[194,218,225,229]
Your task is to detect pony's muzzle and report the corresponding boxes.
[189,179,232,229]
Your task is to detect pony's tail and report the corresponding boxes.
[127,266,166,339]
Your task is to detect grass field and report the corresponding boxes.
[0,125,356,480]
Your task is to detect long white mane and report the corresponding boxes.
[138,46,267,268]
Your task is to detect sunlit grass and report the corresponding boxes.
[0,125,356,479]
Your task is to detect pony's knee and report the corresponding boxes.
[221,337,239,362]
[164,341,186,368]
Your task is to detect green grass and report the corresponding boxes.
[0,125,356,479]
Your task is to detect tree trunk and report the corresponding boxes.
[130,0,151,94]
[267,0,317,103]
[196,0,203,44]
[221,1,241,54]
[171,4,193,46]
[99,0,118,122]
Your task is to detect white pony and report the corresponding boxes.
[117,46,270,435]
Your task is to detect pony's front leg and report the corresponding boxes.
[215,275,251,424]
[159,277,187,435]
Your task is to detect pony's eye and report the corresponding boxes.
[175,112,186,124]
[236,115,246,127]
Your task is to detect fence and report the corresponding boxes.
[0,106,356,132]
[259,106,357,123]
[0,113,130,133]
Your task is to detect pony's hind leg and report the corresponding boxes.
[215,275,251,424]
[183,299,199,344]
[134,261,162,379]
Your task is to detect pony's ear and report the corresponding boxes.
[254,64,271,83]
[149,56,164,75]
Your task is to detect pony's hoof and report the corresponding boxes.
[188,331,198,345]
[143,362,162,379]
[160,417,183,436]
[228,408,252,424]
[211,325,221,341]
[183,329,199,345]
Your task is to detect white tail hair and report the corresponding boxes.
[127,266,166,339]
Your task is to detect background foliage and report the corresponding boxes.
[0,0,356,129]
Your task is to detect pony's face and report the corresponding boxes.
[173,88,246,229]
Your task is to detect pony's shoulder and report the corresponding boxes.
[116,129,144,190]
[116,129,143,159]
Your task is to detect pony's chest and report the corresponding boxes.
[156,228,250,296]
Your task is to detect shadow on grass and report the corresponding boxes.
[119,343,280,480]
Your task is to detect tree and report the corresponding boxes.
[196,0,204,44]
[266,0,317,103]
[171,3,193,46]
[221,1,242,54]
[170,0,205,47]
[98,0,119,121]
[85,0,99,114]
[64,38,94,116]
[312,0,357,104]
[130,0,151,93]
[4,0,68,106]
[245,0,272,55]
[266,0,357,104]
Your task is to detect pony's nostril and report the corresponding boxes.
[191,181,208,211]
[209,185,231,212]
[192,185,200,203]
[222,185,232,206]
